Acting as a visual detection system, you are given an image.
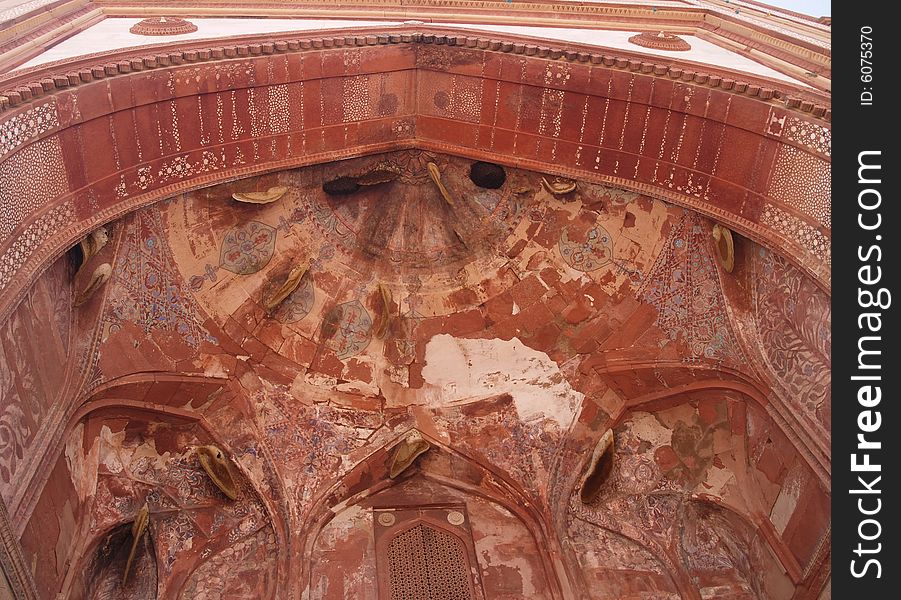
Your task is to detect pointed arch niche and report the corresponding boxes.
[304,436,565,600]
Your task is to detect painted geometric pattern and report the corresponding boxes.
[0,257,71,498]
[178,526,278,600]
[782,116,831,157]
[0,202,75,293]
[767,145,831,228]
[433,399,560,506]
[105,206,215,349]
[262,407,355,468]
[638,212,744,366]
[0,135,68,244]
[0,398,30,495]
[753,248,830,427]
[761,204,829,267]
[559,223,614,272]
[219,221,277,275]
[0,101,59,158]
[564,515,674,581]
[256,394,378,505]
[87,434,271,595]
[274,275,314,324]
[343,75,373,122]
[322,300,372,359]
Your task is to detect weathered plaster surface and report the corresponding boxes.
[1,153,830,599]
[421,334,583,427]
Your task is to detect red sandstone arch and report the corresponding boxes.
[579,359,828,488]
[299,429,574,599]
[562,385,830,595]
[9,374,287,531]
[0,24,831,326]
[0,23,831,600]
[20,378,291,599]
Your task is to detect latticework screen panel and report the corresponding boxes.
[386,523,473,600]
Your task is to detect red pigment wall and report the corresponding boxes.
[19,452,79,599]
[0,256,72,504]
[309,477,552,599]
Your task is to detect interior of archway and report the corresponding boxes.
[0,149,829,599]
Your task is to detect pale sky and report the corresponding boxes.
[766,0,831,17]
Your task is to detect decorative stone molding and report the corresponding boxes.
[628,31,691,51]
[128,16,198,36]
[0,26,831,329]
[0,1,100,74]
[0,0,65,26]
[0,27,830,118]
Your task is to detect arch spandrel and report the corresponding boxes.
[0,25,830,324]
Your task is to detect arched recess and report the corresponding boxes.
[564,515,683,600]
[716,236,832,480]
[678,497,799,600]
[70,521,158,600]
[17,379,290,600]
[299,430,576,600]
[0,24,831,325]
[554,382,829,600]
[576,358,828,489]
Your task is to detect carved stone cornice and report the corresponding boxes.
[0,26,831,115]
[0,0,103,76]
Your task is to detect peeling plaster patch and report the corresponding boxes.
[322,503,368,542]
[66,423,99,502]
[421,334,582,427]
[569,520,668,575]
[702,584,754,599]
[627,411,674,448]
[235,446,268,488]
[386,365,409,386]
[596,387,624,418]
[198,355,232,378]
[55,499,76,577]
[335,381,381,397]
[98,425,170,474]
[302,371,339,389]
[473,501,538,597]
[354,427,374,440]
[700,461,734,497]
[770,463,804,534]
[97,426,126,474]
[180,387,224,413]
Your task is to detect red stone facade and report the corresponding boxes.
[0,13,830,600]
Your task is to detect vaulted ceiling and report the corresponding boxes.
[0,8,830,600]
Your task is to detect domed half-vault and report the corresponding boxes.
[0,6,830,600]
